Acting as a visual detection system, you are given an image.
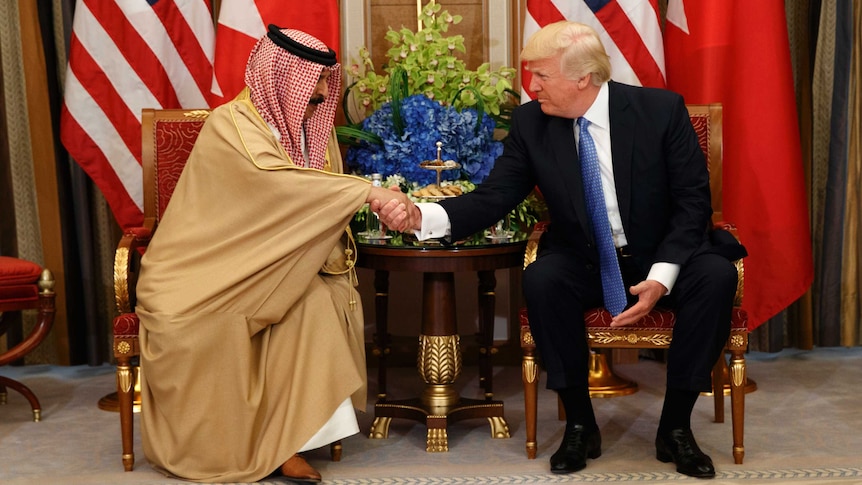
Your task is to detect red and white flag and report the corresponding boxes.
[665,0,814,329]
[212,0,340,106]
[521,0,665,101]
[60,0,215,230]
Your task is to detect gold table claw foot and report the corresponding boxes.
[488,416,510,438]
[426,428,448,452]
[369,417,391,439]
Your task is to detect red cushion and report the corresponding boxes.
[0,256,42,286]
[113,313,140,338]
[0,284,39,310]
[584,307,676,329]
[519,306,748,330]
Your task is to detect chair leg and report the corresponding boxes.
[522,347,539,459]
[117,359,136,471]
[0,375,42,421]
[330,440,342,461]
[711,352,726,423]
[728,347,745,464]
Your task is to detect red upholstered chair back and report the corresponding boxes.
[141,108,211,226]
[687,104,723,221]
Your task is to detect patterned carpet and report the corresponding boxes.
[2,347,861,484]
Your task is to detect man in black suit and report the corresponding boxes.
[375,21,737,479]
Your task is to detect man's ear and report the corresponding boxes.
[577,73,592,89]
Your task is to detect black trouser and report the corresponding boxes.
[523,247,737,393]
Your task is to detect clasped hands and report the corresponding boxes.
[366,186,422,233]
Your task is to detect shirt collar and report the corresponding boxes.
[582,82,610,131]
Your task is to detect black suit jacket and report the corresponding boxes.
[439,81,714,277]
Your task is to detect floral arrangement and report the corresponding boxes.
[339,0,544,237]
[339,0,515,186]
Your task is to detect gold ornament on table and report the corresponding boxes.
[413,141,463,199]
[419,142,460,185]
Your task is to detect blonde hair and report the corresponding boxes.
[521,21,611,85]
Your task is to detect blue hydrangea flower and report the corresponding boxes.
[346,94,502,186]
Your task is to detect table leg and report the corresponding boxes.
[370,271,510,451]
[372,270,390,399]
[477,270,496,399]
[418,272,461,409]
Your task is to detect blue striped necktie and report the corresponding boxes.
[577,117,627,315]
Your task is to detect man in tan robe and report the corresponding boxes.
[135,26,412,483]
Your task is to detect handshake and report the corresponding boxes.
[366,185,423,233]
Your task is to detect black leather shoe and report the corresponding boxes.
[549,424,602,474]
[656,428,716,478]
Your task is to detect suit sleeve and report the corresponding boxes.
[438,108,537,241]
[652,95,713,265]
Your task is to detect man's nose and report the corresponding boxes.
[528,77,541,92]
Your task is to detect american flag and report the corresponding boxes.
[60,0,216,230]
[521,0,665,101]
[60,1,340,230]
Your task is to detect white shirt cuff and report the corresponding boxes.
[646,262,680,295]
[415,203,451,240]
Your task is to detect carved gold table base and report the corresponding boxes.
[370,401,511,452]
[356,243,526,452]
[369,332,510,451]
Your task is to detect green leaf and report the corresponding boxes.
[385,30,400,44]
[341,81,359,125]
[335,125,383,146]
[388,67,409,136]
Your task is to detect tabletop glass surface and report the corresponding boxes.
[354,224,530,250]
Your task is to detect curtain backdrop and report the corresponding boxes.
[802,0,861,346]
[1,0,859,366]
[1,0,118,365]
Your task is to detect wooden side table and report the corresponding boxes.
[356,238,526,452]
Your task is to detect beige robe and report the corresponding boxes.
[136,91,371,482]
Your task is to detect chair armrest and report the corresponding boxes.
[0,270,55,366]
[114,224,153,314]
[713,221,745,306]
[523,221,549,269]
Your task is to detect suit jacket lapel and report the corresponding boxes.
[608,82,634,233]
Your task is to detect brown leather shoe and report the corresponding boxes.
[280,454,322,483]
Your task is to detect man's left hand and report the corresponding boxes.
[609,280,667,327]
